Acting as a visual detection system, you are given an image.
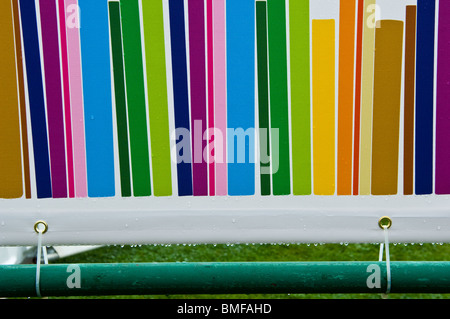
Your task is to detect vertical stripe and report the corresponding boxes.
[19,0,52,199]
[207,0,215,196]
[142,0,173,196]
[0,0,23,199]
[65,0,87,198]
[120,0,151,197]
[256,1,271,196]
[371,20,404,195]
[290,0,311,196]
[312,19,335,196]
[415,0,436,195]
[213,0,227,196]
[337,0,356,195]
[39,0,68,198]
[12,0,32,199]
[58,0,75,198]
[227,0,255,196]
[79,0,115,197]
[189,0,208,196]
[404,6,417,195]
[267,0,290,195]
[109,1,131,197]
[359,0,376,195]
[435,0,450,195]
[353,0,364,195]
[168,0,193,196]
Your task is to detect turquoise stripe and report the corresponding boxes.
[79,0,115,197]
[226,0,255,196]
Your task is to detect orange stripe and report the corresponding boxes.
[0,0,24,198]
[337,0,356,195]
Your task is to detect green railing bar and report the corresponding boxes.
[1,262,449,297]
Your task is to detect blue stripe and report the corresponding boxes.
[415,0,436,195]
[169,0,193,196]
[79,0,115,197]
[226,0,255,196]
[19,0,52,199]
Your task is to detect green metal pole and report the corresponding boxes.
[0,262,449,297]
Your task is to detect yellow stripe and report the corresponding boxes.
[359,0,376,195]
[312,19,335,195]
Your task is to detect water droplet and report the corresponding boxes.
[0,221,5,226]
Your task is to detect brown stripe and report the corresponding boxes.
[404,6,417,195]
[371,20,404,195]
[0,0,24,198]
[12,0,31,198]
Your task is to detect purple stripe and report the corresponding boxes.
[188,0,208,196]
[436,1,450,194]
[39,0,67,198]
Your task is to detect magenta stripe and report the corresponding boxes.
[213,0,227,196]
[65,0,87,197]
[188,0,208,196]
[39,0,68,198]
[435,0,450,194]
[58,0,75,198]
[207,0,215,196]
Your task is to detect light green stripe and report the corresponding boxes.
[141,0,172,196]
[289,0,311,195]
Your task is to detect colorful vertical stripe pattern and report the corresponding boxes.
[2,0,450,200]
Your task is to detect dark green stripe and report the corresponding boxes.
[109,2,131,197]
[120,0,151,196]
[256,2,271,196]
[268,0,290,195]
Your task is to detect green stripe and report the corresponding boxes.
[108,2,131,197]
[120,0,151,196]
[289,0,311,195]
[256,2,271,196]
[141,0,172,196]
[268,0,291,195]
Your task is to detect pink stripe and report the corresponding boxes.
[58,0,75,198]
[65,0,87,197]
[213,0,227,196]
[207,0,215,196]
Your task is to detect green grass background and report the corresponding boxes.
[52,242,450,299]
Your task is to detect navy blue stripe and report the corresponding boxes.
[19,0,52,199]
[169,0,193,196]
[415,0,436,195]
